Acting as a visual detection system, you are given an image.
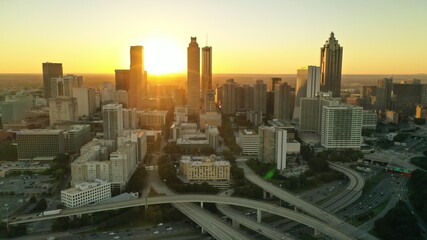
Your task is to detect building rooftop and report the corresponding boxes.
[17,129,63,135]
[180,155,229,166]
[62,179,109,194]
[240,129,258,135]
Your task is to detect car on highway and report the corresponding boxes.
[166,227,173,231]
[113,236,120,239]
[153,231,159,234]
[109,232,115,235]
[157,222,163,227]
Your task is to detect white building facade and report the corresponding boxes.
[61,179,111,208]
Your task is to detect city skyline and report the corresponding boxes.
[0,1,426,75]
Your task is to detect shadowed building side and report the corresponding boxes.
[187,37,201,117]
[320,32,343,98]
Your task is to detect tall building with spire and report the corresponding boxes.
[320,32,343,98]
[187,37,200,117]
[201,46,212,99]
[129,46,145,109]
[42,62,63,99]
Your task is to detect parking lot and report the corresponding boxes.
[0,173,54,218]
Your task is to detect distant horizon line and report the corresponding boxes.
[0,72,426,76]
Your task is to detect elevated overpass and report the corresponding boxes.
[238,162,377,240]
[216,190,295,240]
[6,194,355,240]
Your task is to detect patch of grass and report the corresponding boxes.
[410,156,427,171]
[350,200,390,226]
[300,235,319,240]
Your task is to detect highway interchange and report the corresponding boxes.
[4,145,420,240]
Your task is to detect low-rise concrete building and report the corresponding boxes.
[16,129,65,160]
[61,179,111,208]
[199,112,222,130]
[179,155,230,188]
[238,129,259,155]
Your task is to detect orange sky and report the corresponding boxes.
[0,0,426,75]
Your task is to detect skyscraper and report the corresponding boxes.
[49,97,78,126]
[129,46,145,109]
[271,77,281,91]
[42,62,63,99]
[187,37,200,117]
[253,80,267,114]
[320,32,343,98]
[201,46,212,98]
[293,66,320,120]
[102,104,123,140]
[376,77,393,110]
[219,79,238,115]
[274,82,293,121]
[321,104,363,150]
[115,69,130,91]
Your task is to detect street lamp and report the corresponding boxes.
[163,179,167,194]
[279,184,282,207]
[4,203,9,232]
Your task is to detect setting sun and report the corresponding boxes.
[143,37,186,75]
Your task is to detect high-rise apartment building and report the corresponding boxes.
[376,78,393,110]
[0,99,31,124]
[219,79,238,115]
[253,80,267,114]
[122,108,138,130]
[299,92,340,133]
[49,97,78,125]
[129,46,145,109]
[201,46,212,98]
[293,66,320,120]
[115,90,129,108]
[174,88,186,106]
[392,82,421,117]
[204,89,216,112]
[72,87,96,117]
[187,37,201,117]
[258,126,288,170]
[271,78,281,91]
[110,142,137,190]
[274,82,293,121]
[115,69,130,91]
[320,32,343,98]
[50,75,83,98]
[42,62,63,99]
[242,84,254,111]
[362,110,377,129]
[102,104,123,140]
[321,104,363,150]
[137,110,167,129]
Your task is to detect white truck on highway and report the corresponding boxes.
[37,209,62,217]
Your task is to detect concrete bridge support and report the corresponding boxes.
[256,209,262,223]
[232,219,240,228]
[314,228,320,237]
